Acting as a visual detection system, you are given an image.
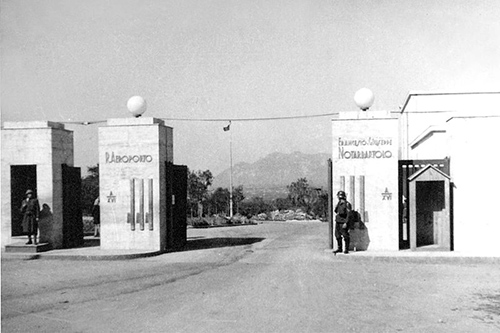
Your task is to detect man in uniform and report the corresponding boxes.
[334,190,352,254]
[20,189,40,245]
[92,197,100,237]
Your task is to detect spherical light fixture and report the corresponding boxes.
[127,96,147,117]
[354,88,375,111]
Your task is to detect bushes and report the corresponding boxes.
[239,197,272,217]
[259,209,314,221]
[187,208,320,228]
[188,217,211,228]
[187,214,257,228]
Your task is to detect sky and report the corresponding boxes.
[2,0,500,176]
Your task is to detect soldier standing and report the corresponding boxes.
[20,189,40,245]
[334,190,352,254]
[92,197,100,237]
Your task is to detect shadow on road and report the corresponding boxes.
[57,236,265,253]
[182,237,265,251]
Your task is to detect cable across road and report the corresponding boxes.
[159,112,342,122]
[59,109,476,126]
[59,111,344,125]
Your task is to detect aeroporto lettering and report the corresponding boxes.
[339,147,393,159]
[105,152,153,164]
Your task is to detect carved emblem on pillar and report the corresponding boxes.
[382,188,392,200]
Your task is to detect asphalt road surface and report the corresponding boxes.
[2,221,500,332]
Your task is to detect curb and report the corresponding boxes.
[324,250,500,264]
[1,250,166,261]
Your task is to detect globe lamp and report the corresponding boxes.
[127,96,147,117]
[354,88,375,111]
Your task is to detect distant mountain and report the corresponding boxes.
[212,151,331,200]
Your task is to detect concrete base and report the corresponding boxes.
[5,242,51,253]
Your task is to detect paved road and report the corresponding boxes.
[2,222,500,332]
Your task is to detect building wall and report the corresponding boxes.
[447,116,500,254]
[400,92,500,159]
[409,131,448,160]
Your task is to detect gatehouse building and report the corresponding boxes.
[332,91,500,255]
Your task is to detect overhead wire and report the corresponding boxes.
[57,109,481,126]
[159,112,341,122]
[58,111,342,125]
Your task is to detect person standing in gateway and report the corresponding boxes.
[20,189,40,245]
[92,197,100,237]
[334,190,352,254]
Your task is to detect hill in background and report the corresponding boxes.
[212,151,331,200]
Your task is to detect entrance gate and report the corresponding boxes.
[398,158,450,249]
[165,162,188,250]
[62,164,83,248]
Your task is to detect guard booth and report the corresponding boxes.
[398,159,450,249]
[408,164,452,251]
[1,121,83,251]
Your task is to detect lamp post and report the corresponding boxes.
[223,121,233,219]
[328,158,333,249]
[229,126,233,219]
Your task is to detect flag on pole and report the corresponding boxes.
[223,122,231,131]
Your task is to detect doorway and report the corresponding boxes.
[416,181,445,247]
[408,164,452,251]
[10,165,37,236]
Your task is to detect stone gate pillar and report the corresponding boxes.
[98,117,173,251]
[1,121,75,249]
[331,112,399,251]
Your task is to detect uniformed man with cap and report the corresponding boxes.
[20,189,40,245]
[334,190,352,254]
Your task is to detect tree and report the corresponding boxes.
[187,169,213,217]
[81,165,99,215]
[210,187,230,215]
[311,190,329,219]
[239,196,272,217]
[206,185,245,216]
[286,178,325,216]
[273,197,292,211]
[232,185,245,214]
[287,178,311,210]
